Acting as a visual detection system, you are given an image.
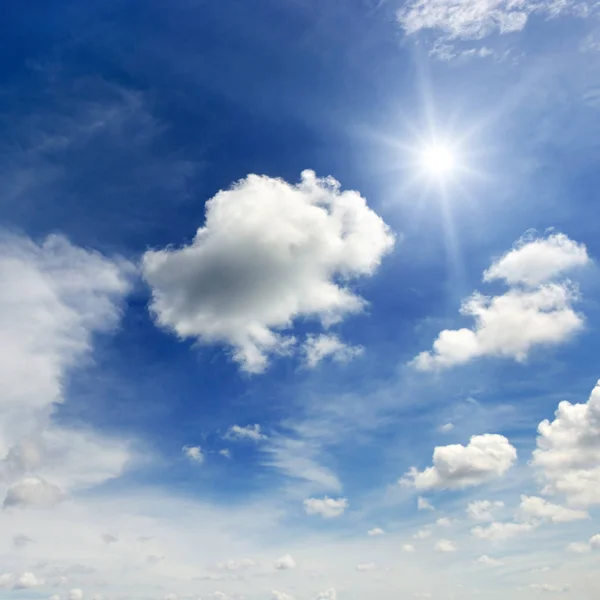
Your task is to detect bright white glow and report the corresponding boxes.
[420,143,457,177]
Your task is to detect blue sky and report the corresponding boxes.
[1,1,600,599]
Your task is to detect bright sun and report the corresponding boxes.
[420,143,457,177]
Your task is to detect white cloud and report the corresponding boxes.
[412,233,587,370]
[142,170,395,373]
[356,563,378,571]
[0,574,11,588]
[529,583,570,593]
[4,477,63,509]
[436,517,452,527]
[475,555,504,566]
[483,233,590,287]
[402,434,517,490]
[272,592,295,600]
[225,424,267,442]
[368,527,385,536]
[413,529,432,540]
[466,500,505,522]
[219,449,231,458]
[303,497,348,518]
[517,496,589,523]
[591,534,600,549]
[49,595,61,600]
[471,521,535,541]
[274,554,296,570]
[434,539,457,553]
[402,544,417,554]
[417,496,435,511]
[566,542,591,554]
[532,380,600,507]
[182,445,204,464]
[303,334,363,368]
[164,594,177,600]
[14,572,42,589]
[316,590,336,600]
[69,590,84,600]
[439,423,454,432]
[216,558,256,571]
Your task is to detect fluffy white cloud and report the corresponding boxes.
[272,592,295,600]
[402,544,416,553]
[14,572,41,589]
[471,521,535,541]
[517,496,589,523]
[466,500,505,522]
[475,555,503,567]
[69,589,84,600]
[303,497,348,518]
[4,477,63,509]
[182,445,204,464]
[274,554,296,570]
[483,233,590,287]
[436,517,452,527]
[412,233,587,370]
[316,590,336,600]
[532,381,600,507]
[402,434,517,490]
[566,534,600,553]
[591,534,600,549]
[413,529,432,540]
[49,595,61,600]
[225,424,267,442]
[303,334,363,368]
[367,527,385,536]
[417,496,435,511]
[142,170,394,373]
[434,539,457,553]
[439,423,454,432]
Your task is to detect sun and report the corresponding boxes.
[419,142,458,178]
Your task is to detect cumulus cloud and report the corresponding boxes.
[272,592,295,600]
[4,477,63,509]
[471,521,535,542]
[517,496,589,523]
[434,539,457,553]
[225,424,267,442]
[303,334,363,368]
[412,233,587,370]
[316,590,336,600]
[69,589,84,600]
[142,170,394,373]
[417,496,435,511]
[367,527,385,536]
[182,445,204,463]
[467,500,505,521]
[413,529,432,540]
[566,533,600,553]
[303,497,348,518]
[475,555,504,566]
[483,233,590,287]
[274,554,296,570]
[532,380,600,507]
[402,434,517,490]
[436,517,453,527]
[14,572,42,589]
[403,544,417,553]
[439,423,454,432]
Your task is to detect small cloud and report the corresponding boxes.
[436,518,453,527]
[528,583,570,593]
[566,542,590,554]
[435,539,457,553]
[439,423,454,432]
[101,534,118,544]
[0,574,13,588]
[182,445,204,463]
[417,497,435,511]
[367,527,385,536]
[303,497,348,518]
[146,555,165,565]
[303,334,363,368]
[402,544,416,553]
[466,500,505,522]
[13,534,35,548]
[315,589,336,600]
[274,554,296,570]
[413,528,432,540]
[216,558,256,571]
[219,449,231,458]
[225,424,267,442]
[14,572,42,589]
[272,592,295,600]
[4,477,63,509]
[475,555,504,567]
[68,589,84,600]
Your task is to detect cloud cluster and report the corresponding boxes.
[225,425,267,442]
[532,380,600,507]
[403,434,517,490]
[466,500,504,522]
[303,497,348,518]
[303,334,363,368]
[412,233,588,370]
[142,170,394,373]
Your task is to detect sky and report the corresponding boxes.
[1,1,600,599]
